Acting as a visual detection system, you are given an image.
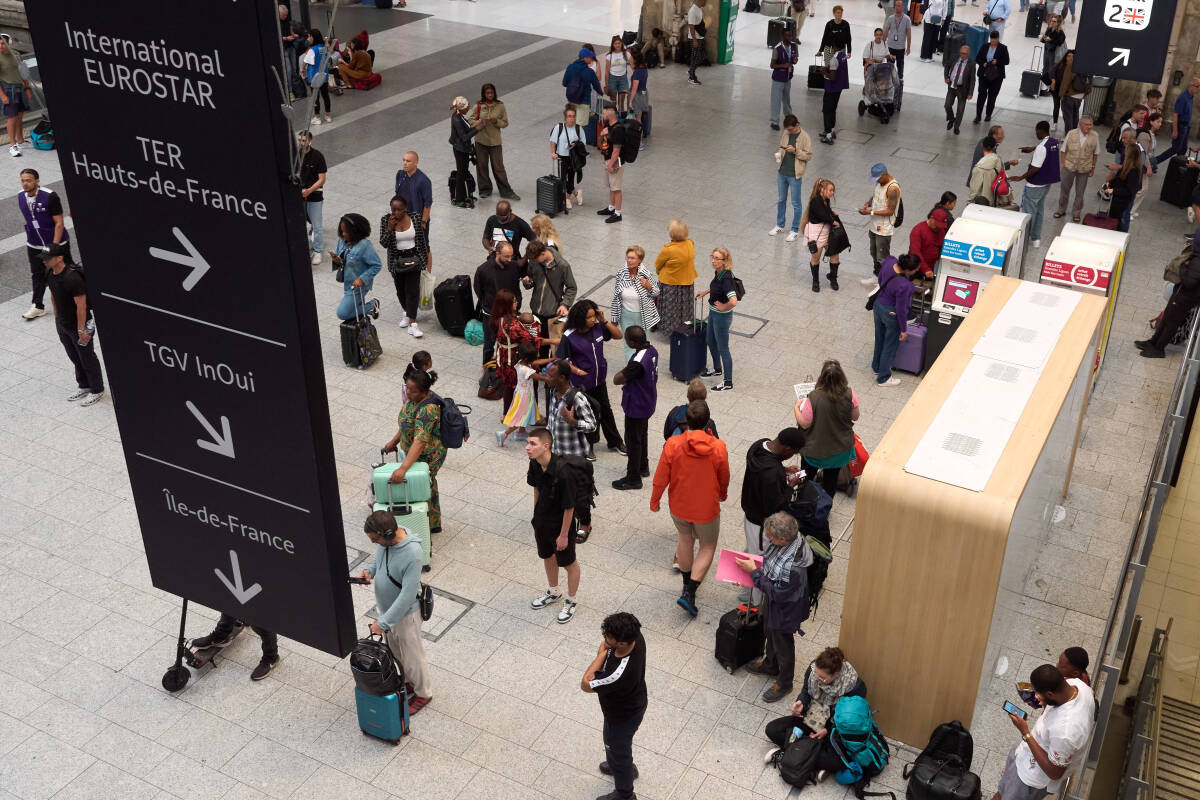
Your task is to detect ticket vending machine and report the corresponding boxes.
[1038,227,1126,384]
[960,205,1033,279]
[926,218,1017,366]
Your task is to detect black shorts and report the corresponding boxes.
[533,522,577,566]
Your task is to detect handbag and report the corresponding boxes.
[865,268,897,311]
[419,270,435,309]
[385,548,435,623]
[827,219,851,256]
[906,755,982,800]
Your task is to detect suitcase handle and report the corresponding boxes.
[352,285,372,322]
[1029,45,1042,72]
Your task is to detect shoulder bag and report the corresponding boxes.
[865,268,897,311]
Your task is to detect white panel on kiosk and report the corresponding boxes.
[1038,237,1119,297]
[960,205,1032,279]
[1058,222,1130,259]
[932,219,1014,316]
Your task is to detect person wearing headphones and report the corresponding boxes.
[358,509,433,715]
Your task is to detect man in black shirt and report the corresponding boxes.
[597,103,626,224]
[473,241,523,365]
[42,243,104,406]
[481,200,534,261]
[298,131,327,267]
[582,611,647,800]
[526,427,582,624]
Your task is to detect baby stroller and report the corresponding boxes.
[858,61,901,124]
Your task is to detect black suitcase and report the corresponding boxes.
[767,16,796,48]
[340,319,361,366]
[640,106,652,138]
[1025,3,1046,37]
[536,174,565,217]
[807,56,824,90]
[669,317,707,381]
[434,275,474,337]
[715,605,765,673]
[942,31,966,67]
[341,288,381,368]
[905,756,982,800]
[1018,47,1042,97]
[1160,156,1199,208]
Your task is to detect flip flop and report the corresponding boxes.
[574,528,591,544]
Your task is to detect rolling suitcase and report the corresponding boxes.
[355,688,409,743]
[807,55,824,90]
[1019,47,1042,98]
[536,174,566,217]
[669,302,707,382]
[341,287,381,369]
[1159,155,1199,208]
[584,112,599,145]
[1025,3,1046,37]
[715,605,765,673]
[942,31,966,67]
[373,450,432,504]
[965,25,988,60]
[893,321,927,374]
[1082,212,1120,230]
[433,275,473,336]
[767,16,796,48]
[640,106,652,138]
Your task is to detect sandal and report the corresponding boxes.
[1072,216,1081,223]
[1053,211,1065,218]
[574,528,591,544]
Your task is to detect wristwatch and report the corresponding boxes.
[1023,733,1032,743]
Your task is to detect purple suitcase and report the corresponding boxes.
[893,322,927,374]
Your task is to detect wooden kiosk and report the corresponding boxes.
[841,276,1107,746]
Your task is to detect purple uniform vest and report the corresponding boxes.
[562,324,609,390]
[621,345,658,419]
[1030,138,1061,186]
[18,189,68,248]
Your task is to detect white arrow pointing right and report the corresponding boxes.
[185,400,236,459]
[1108,48,1131,67]
[214,550,262,604]
[149,227,211,292]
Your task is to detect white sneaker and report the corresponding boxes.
[22,305,46,320]
[1031,239,1042,248]
[9,144,20,157]
[323,113,332,124]
[531,589,563,609]
[768,226,783,236]
[878,377,901,387]
[785,231,800,242]
[66,389,91,402]
[310,116,322,126]
[408,323,423,338]
[397,315,410,328]
[574,189,583,206]
[1131,212,1139,218]
[565,197,572,210]
[80,391,105,406]
[764,747,781,765]
[557,599,578,623]
[1188,207,1196,224]
[311,252,322,266]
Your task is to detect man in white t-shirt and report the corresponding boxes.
[995,664,1095,800]
[687,0,706,86]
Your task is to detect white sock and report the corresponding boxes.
[613,210,622,217]
[549,586,561,596]
[606,205,614,211]
[565,595,577,604]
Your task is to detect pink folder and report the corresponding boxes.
[714,548,763,587]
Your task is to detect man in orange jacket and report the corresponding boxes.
[650,400,730,616]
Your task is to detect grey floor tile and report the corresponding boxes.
[0,731,95,800]
[144,752,236,800]
[84,723,171,779]
[0,714,33,759]
[372,737,477,800]
[51,761,159,800]
[220,736,321,799]
[22,697,108,750]
[154,708,255,770]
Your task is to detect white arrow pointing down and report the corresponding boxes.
[149,227,211,291]
[215,550,262,604]
[185,400,236,459]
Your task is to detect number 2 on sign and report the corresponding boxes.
[1104,0,1150,29]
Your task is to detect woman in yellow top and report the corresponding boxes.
[653,219,698,334]
[383,370,447,533]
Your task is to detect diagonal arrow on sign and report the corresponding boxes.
[214,550,262,604]
[149,227,211,291]
[185,400,236,459]
[1108,48,1131,67]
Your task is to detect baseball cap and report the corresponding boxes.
[579,48,595,59]
[869,163,887,182]
[39,242,69,261]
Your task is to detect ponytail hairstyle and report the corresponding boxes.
[404,351,437,387]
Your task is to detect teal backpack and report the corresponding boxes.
[829,696,893,796]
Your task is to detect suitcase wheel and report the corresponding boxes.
[725,664,734,674]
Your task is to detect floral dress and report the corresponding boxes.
[398,398,447,531]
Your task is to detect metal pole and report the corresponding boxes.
[161,598,192,692]
[1119,615,1143,684]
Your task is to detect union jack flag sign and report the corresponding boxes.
[1104,0,1152,30]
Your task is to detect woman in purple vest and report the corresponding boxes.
[612,325,659,491]
[556,299,625,459]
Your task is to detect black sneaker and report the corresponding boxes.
[599,762,639,779]
[1134,340,1153,350]
[700,368,722,378]
[191,630,236,650]
[711,383,733,392]
[597,207,616,216]
[605,213,623,224]
[611,477,642,491]
[770,123,780,131]
[609,443,628,455]
[586,446,597,462]
[250,655,279,681]
[1140,347,1166,359]
[676,588,698,617]
[640,466,650,478]
[595,791,638,800]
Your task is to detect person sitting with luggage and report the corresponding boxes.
[359,509,433,716]
[333,213,382,320]
[337,37,375,87]
[382,369,447,540]
[737,511,814,703]
[763,646,866,761]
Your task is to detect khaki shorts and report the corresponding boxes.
[604,163,624,192]
[672,513,720,545]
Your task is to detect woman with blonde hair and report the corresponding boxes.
[795,359,860,499]
[801,179,843,292]
[449,95,484,208]
[696,247,738,391]
[530,213,564,253]
[610,245,660,361]
[653,219,698,334]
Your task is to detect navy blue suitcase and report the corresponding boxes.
[355,687,410,743]
[584,113,599,146]
[966,25,989,60]
[670,319,707,382]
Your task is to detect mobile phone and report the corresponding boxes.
[347,576,369,585]
[1003,700,1028,719]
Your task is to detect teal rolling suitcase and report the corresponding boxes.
[355,687,409,743]
[372,499,431,567]
[372,450,431,503]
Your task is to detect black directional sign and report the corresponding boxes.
[1073,0,1178,84]
[27,1,356,657]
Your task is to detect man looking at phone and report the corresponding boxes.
[995,664,1094,800]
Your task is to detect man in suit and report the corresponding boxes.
[974,30,1009,123]
[943,44,975,135]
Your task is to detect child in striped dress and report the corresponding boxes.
[497,342,553,446]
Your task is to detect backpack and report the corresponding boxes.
[663,404,719,439]
[830,697,891,787]
[990,169,1010,200]
[478,361,505,400]
[30,119,54,151]
[565,68,588,103]
[805,535,832,611]
[893,197,905,228]
[774,734,823,788]
[421,393,471,448]
[787,481,832,546]
[558,454,598,509]
[616,118,642,163]
[1106,113,1133,154]
[905,720,974,776]
[349,632,402,696]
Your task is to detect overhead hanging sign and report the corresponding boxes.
[26,0,357,657]
[1073,0,1178,84]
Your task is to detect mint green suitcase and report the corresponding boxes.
[373,450,431,504]
[372,499,430,567]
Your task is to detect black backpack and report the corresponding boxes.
[617,118,642,163]
[421,393,471,448]
[904,720,974,775]
[349,632,402,696]
[558,454,598,510]
[772,735,823,788]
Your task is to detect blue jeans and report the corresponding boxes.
[776,173,804,231]
[872,302,901,383]
[1020,183,1051,240]
[603,706,646,796]
[706,310,733,385]
[336,281,377,320]
[770,79,793,126]
[306,200,323,254]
